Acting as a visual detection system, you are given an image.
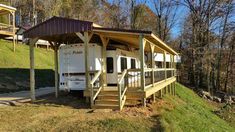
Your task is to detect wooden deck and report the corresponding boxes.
[84,69,176,110]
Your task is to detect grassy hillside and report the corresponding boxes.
[0,83,234,131]
[157,83,234,131]
[0,40,54,92]
[0,40,53,69]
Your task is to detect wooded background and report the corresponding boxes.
[1,0,235,95]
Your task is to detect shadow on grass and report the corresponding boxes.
[0,68,54,93]
[150,115,164,132]
[34,92,90,109]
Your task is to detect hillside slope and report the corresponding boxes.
[0,83,234,131]
[156,83,234,131]
[0,40,54,92]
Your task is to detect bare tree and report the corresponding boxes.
[151,0,179,41]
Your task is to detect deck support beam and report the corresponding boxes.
[76,32,93,103]
[172,54,176,96]
[54,45,59,98]
[163,51,167,94]
[12,12,16,52]
[75,32,93,91]
[139,34,146,107]
[29,38,38,101]
[49,41,61,98]
[84,32,89,91]
[150,44,155,86]
[142,98,146,107]
[100,35,109,87]
[152,93,156,103]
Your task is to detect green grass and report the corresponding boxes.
[0,83,234,131]
[0,39,53,69]
[0,95,155,132]
[0,40,54,92]
[158,83,235,132]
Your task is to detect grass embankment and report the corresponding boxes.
[157,83,234,131]
[0,83,234,131]
[0,40,54,92]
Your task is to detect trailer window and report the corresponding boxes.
[131,59,136,69]
[121,57,127,72]
[107,57,113,73]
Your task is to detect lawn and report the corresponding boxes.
[0,40,54,92]
[0,83,234,131]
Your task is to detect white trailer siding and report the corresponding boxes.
[107,49,140,85]
[59,43,102,91]
[59,44,140,90]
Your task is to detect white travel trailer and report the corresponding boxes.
[59,43,140,91]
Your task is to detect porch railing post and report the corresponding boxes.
[163,51,167,80]
[139,34,146,107]
[150,44,155,86]
[139,34,145,91]
[100,35,109,88]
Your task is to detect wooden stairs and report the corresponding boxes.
[92,87,126,110]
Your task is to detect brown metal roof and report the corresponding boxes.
[93,27,152,34]
[23,16,93,38]
[23,16,177,55]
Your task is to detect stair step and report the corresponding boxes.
[92,104,119,110]
[100,91,119,94]
[98,95,118,100]
[95,100,119,105]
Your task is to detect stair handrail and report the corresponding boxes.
[117,69,128,110]
[89,70,102,107]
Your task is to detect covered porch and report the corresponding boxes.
[84,28,177,110]
[24,16,177,110]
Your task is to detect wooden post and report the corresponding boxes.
[139,34,146,107]
[152,93,156,103]
[49,41,60,98]
[100,35,109,87]
[172,55,176,96]
[29,38,38,101]
[174,82,176,96]
[76,32,90,90]
[54,45,59,98]
[163,51,167,94]
[84,32,89,91]
[139,34,145,90]
[13,35,15,52]
[75,32,93,103]
[12,12,15,52]
[150,44,155,86]
[169,83,172,95]
[163,51,167,80]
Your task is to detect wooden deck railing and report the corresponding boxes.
[126,69,141,89]
[117,69,128,110]
[121,68,176,90]
[89,70,102,107]
[0,23,14,34]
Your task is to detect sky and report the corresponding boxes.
[107,0,189,38]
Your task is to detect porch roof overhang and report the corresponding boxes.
[23,16,177,55]
[23,16,93,43]
[93,27,178,55]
